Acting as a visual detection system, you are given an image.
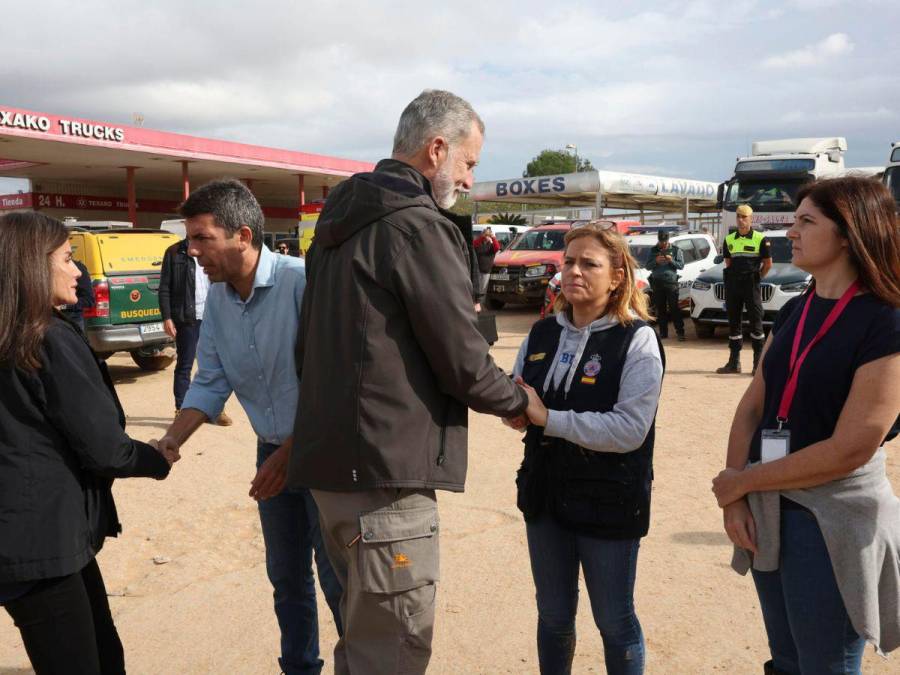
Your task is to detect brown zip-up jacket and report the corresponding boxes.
[287,159,528,492]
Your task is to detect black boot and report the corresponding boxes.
[751,337,764,375]
[763,659,792,675]
[716,343,742,374]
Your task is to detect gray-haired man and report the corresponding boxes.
[287,90,528,673]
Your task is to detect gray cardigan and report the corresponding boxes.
[732,448,900,656]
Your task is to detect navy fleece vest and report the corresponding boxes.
[516,317,658,539]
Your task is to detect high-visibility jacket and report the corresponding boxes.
[725,229,765,257]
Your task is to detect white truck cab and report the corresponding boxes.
[717,137,849,233]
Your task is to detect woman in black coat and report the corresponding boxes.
[0,211,177,675]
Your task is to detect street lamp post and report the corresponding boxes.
[565,143,578,172]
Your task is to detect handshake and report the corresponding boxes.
[503,376,548,431]
[149,436,181,468]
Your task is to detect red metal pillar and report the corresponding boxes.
[181,161,190,200]
[322,185,329,199]
[125,167,137,226]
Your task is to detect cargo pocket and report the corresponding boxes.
[358,506,440,595]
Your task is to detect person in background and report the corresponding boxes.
[60,258,95,331]
[156,179,342,675]
[277,243,289,255]
[717,204,772,374]
[511,223,664,675]
[473,226,501,299]
[713,177,900,674]
[158,237,232,425]
[645,230,685,341]
[0,211,176,675]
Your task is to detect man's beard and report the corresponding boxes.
[432,152,461,209]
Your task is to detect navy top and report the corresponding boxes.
[750,290,900,462]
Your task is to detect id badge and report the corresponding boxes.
[760,429,791,463]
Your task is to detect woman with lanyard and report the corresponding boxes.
[712,177,900,674]
[509,223,664,674]
[0,212,177,674]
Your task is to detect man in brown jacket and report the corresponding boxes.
[287,90,528,674]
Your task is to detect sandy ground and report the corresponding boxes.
[2,309,897,675]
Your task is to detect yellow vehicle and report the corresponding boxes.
[68,228,179,370]
[298,226,316,255]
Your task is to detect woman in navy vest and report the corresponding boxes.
[0,212,178,674]
[713,177,900,674]
[510,223,664,675]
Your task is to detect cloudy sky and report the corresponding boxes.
[1,0,896,185]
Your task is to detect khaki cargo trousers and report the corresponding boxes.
[311,488,440,675]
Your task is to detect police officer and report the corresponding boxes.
[646,229,685,340]
[716,204,772,374]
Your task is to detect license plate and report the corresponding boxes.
[493,284,506,293]
[491,273,509,281]
[140,322,165,336]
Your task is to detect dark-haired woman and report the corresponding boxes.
[713,177,900,674]
[511,223,664,674]
[0,211,177,674]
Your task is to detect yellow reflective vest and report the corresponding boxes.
[725,229,765,257]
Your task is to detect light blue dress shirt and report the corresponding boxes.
[182,246,304,444]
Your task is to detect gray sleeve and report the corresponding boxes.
[512,335,530,378]
[543,325,663,452]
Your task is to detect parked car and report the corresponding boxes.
[628,231,719,308]
[539,230,713,318]
[486,221,589,309]
[689,230,810,338]
[68,228,179,370]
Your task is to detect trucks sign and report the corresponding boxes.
[0,108,125,142]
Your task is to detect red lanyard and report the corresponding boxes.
[776,280,860,428]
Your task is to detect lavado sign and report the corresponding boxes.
[0,109,125,143]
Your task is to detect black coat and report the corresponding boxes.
[158,239,197,325]
[0,317,170,583]
[288,159,527,493]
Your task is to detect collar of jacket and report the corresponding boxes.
[374,158,474,239]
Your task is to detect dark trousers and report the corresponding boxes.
[173,320,201,409]
[751,508,865,674]
[257,442,343,675]
[3,558,125,675]
[650,280,683,337]
[724,273,764,344]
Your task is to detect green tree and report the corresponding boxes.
[524,149,595,177]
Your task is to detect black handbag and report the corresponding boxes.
[476,312,498,345]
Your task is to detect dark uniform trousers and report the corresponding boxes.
[725,269,765,351]
[650,280,684,338]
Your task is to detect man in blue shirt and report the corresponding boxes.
[155,179,341,675]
